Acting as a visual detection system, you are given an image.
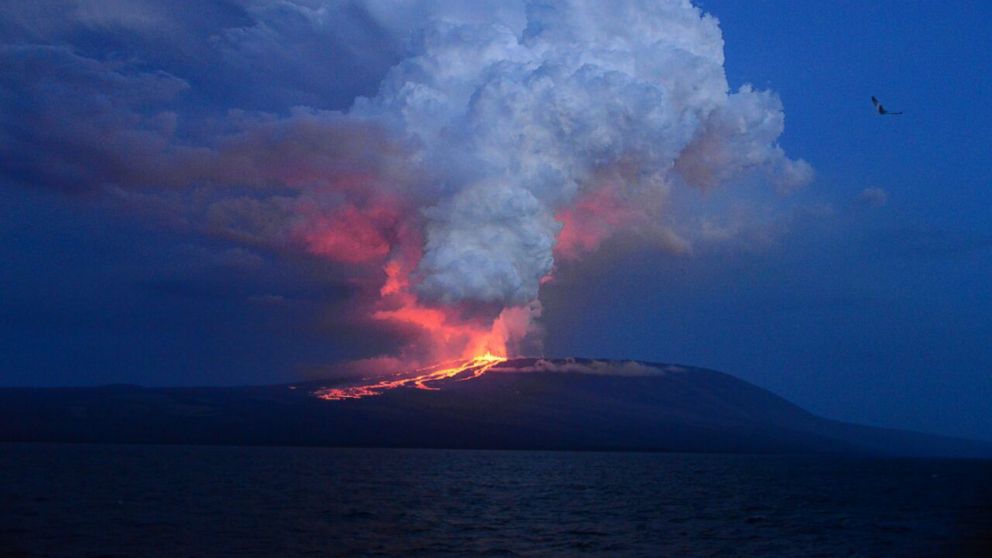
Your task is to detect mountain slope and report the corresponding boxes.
[1,358,988,457]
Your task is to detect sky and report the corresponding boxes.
[1,1,990,441]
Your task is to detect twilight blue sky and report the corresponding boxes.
[1,1,990,440]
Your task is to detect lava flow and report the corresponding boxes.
[315,353,508,401]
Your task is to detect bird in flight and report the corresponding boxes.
[871,96,902,115]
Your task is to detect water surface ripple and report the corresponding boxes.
[1,444,990,557]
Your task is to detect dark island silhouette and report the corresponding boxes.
[2,358,988,457]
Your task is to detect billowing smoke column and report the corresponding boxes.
[305,0,811,364]
[0,0,812,369]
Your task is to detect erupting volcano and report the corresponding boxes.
[1,1,822,391]
[6,357,990,458]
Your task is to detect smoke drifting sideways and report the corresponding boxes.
[0,0,812,370]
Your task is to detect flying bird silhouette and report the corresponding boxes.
[871,96,902,115]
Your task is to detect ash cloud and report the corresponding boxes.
[0,0,812,366]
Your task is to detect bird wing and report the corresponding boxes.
[873,96,903,115]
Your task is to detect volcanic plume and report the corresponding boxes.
[295,0,812,372]
[0,0,812,375]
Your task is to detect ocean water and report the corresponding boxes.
[1,444,990,557]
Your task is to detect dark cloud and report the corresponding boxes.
[0,0,397,110]
[0,44,190,192]
[0,185,389,386]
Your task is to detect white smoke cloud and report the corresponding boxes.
[417,182,559,304]
[349,0,812,307]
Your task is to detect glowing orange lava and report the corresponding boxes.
[314,353,508,401]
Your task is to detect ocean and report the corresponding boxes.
[1,443,990,557]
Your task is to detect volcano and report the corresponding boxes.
[2,358,989,457]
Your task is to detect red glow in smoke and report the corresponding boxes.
[296,185,533,368]
[302,203,397,263]
[555,184,639,260]
[291,173,650,401]
[373,277,531,362]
